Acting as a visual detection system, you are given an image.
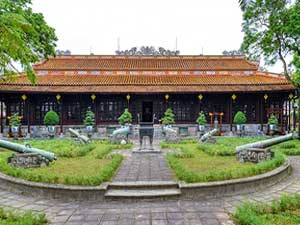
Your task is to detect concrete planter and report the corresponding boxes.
[269,124,277,131]
[198,125,205,132]
[11,126,19,134]
[47,126,56,138]
[86,125,93,132]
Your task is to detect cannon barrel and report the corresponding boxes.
[162,126,177,134]
[69,128,90,144]
[200,128,218,143]
[236,133,295,153]
[112,126,130,137]
[0,139,56,161]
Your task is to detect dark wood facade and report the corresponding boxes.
[0,91,294,133]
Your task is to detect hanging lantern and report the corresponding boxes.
[56,94,61,101]
[289,93,294,100]
[91,94,96,102]
[198,94,203,101]
[126,94,131,102]
[165,94,169,101]
[21,94,27,101]
[264,94,268,101]
[231,94,237,101]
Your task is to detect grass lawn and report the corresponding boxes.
[0,139,132,185]
[234,194,300,225]
[196,136,268,156]
[0,207,47,225]
[272,139,300,155]
[162,137,286,183]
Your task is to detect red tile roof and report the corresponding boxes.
[33,55,258,71]
[0,73,294,93]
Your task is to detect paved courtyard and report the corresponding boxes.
[0,148,299,224]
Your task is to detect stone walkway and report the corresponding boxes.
[112,151,174,182]
[0,153,300,224]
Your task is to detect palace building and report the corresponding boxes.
[0,51,296,136]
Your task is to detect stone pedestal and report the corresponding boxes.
[8,153,49,168]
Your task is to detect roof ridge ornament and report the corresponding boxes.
[115,46,180,56]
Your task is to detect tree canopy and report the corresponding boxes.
[239,0,300,87]
[0,0,57,83]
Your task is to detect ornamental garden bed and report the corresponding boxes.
[234,194,300,225]
[0,139,131,186]
[161,137,298,183]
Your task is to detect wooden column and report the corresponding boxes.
[229,97,233,131]
[95,97,98,126]
[60,99,63,134]
[260,96,264,131]
[287,100,290,131]
[27,100,31,134]
[0,99,3,134]
[293,99,296,131]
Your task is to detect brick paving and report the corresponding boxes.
[0,154,299,224]
[112,152,174,182]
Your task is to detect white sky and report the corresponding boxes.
[31,0,282,73]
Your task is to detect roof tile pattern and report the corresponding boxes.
[0,74,294,93]
[34,55,258,71]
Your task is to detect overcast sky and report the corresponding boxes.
[31,0,282,72]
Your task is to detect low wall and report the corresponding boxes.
[180,161,291,199]
[0,160,291,201]
[0,172,107,200]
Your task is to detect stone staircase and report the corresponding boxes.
[105,181,181,199]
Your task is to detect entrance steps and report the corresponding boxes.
[105,181,181,199]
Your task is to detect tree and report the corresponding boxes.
[233,111,247,125]
[196,111,207,125]
[239,0,300,135]
[44,110,59,126]
[83,107,95,126]
[0,0,57,83]
[118,108,132,125]
[161,108,175,125]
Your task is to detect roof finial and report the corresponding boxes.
[117,37,120,51]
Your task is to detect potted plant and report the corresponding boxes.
[118,108,132,127]
[44,110,59,138]
[268,114,278,132]
[83,107,95,134]
[196,111,207,132]
[161,108,175,127]
[9,113,21,138]
[233,111,247,134]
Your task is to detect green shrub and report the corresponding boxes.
[43,110,59,126]
[196,111,207,125]
[118,108,132,125]
[234,194,300,225]
[8,113,21,127]
[268,114,278,125]
[161,108,175,125]
[83,107,95,126]
[0,208,47,225]
[233,111,247,124]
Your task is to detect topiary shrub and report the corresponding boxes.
[83,107,95,126]
[44,110,59,126]
[8,113,21,127]
[161,108,175,125]
[118,108,132,125]
[196,111,207,125]
[268,114,278,125]
[233,111,247,124]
